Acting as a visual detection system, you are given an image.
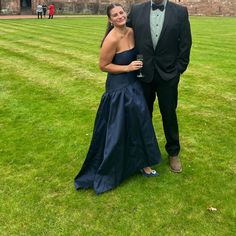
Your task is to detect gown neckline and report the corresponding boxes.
[116,47,135,55]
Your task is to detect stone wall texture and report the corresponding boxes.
[1,0,236,16]
[0,0,20,14]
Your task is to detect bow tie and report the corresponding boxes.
[152,3,164,11]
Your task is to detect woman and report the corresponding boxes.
[74,4,162,194]
[48,4,54,19]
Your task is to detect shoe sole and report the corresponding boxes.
[170,167,182,173]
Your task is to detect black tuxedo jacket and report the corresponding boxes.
[128,1,192,82]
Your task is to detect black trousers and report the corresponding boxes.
[37,12,42,19]
[141,73,180,156]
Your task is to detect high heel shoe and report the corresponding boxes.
[140,169,159,177]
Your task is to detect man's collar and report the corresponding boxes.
[151,0,167,8]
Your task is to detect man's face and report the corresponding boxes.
[152,0,164,5]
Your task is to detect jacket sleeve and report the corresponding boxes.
[177,7,192,74]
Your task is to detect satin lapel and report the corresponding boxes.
[142,2,153,50]
[155,1,172,50]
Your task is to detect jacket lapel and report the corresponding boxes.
[142,2,154,50]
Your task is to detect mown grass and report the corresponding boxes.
[0,16,236,235]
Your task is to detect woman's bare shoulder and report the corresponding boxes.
[103,29,119,48]
[127,27,134,34]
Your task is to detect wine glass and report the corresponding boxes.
[136,54,144,78]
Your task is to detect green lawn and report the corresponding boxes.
[0,16,236,235]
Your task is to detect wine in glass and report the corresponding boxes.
[136,54,144,78]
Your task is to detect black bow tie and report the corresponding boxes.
[152,3,164,11]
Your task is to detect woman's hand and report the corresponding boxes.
[126,60,143,72]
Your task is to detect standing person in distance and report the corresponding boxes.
[36,3,43,19]
[74,3,162,195]
[42,3,47,18]
[48,4,55,19]
[128,0,192,173]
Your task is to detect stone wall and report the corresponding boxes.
[0,0,20,14]
[42,0,132,14]
[174,0,236,16]
[1,0,236,16]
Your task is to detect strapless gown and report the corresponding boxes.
[74,48,162,194]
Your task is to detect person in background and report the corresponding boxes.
[42,3,47,18]
[48,4,55,19]
[36,3,43,19]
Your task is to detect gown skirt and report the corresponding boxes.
[74,48,162,194]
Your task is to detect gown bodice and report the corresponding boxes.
[107,48,137,79]
[112,47,136,65]
[106,48,138,91]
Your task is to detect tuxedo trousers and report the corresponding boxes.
[140,73,180,156]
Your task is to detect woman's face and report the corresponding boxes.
[109,6,127,27]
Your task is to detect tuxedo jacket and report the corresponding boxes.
[128,1,192,82]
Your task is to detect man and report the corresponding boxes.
[36,3,43,19]
[128,0,192,172]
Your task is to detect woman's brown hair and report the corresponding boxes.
[100,3,124,47]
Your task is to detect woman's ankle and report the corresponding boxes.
[143,167,153,174]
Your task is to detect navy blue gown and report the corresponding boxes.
[74,48,162,194]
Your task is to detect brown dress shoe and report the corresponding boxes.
[169,155,182,173]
